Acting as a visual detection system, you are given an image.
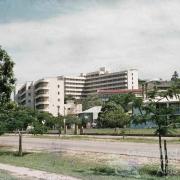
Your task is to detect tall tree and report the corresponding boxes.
[171,71,179,81]
[0,46,15,105]
[109,93,136,112]
[65,115,81,128]
[0,103,36,156]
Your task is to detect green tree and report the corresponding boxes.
[80,95,103,111]
[6,106,35,131]
[0,103,36,156]
[0,46,15,105]
[54,115,64,135]
[36,111,56,130]
[133,81,180,175]
[64,115,81,135]
[65,115,81,128]
[171,71,179,81]
[109,93,136,112]
[31,121,47,135]
[97,101,130,128]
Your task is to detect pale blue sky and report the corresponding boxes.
[0,0,179,82]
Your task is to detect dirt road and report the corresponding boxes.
[0,135,180,160]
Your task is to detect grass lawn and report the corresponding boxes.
[85,128,156,135]
[29,134,180,144]
[0,150,179,180]
[62,128,157,135]
[58,128,180,136]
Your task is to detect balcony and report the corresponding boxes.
[19,90,26,97]
[35,87,49,92]
[35,101,49,106]
[36,104,49,110]
[20,97,26,103]
[35,89,49,98]
[34,79,49,86]
[35,97,49,106]
[35,83,49,92]
[20,99,26,105]
[36,97,49,102]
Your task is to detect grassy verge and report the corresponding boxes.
[47,128,180,136]
[0,150,179,180]
[55,128,157,135]
[28,134,180,144]
[83,128,180,136]
[84,128,157,135]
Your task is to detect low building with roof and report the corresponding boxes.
[78,106,102,127]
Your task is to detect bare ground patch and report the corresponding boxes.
[60,149,180,170]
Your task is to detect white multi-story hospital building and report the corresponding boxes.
[15,67,139,116]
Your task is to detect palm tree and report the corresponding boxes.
[171,71,179,81]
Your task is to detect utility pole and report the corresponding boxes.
[64,106,67,134]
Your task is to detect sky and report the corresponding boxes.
[0,0,180,83]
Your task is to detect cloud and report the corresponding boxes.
[0,0,180,83]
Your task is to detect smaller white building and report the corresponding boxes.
[64,100,82,116]
[79,106,102,127]
[15,81,34,108]
[34,77,65,116]
[15,78,82,117]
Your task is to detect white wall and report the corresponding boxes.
[127,69,138,90]
[47,78,64,116]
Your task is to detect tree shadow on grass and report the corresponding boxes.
[73,165,180,180]
[89,166,149,179]
[139,165,180,179]
[0,150,32,157]
[73,169,86,173]
[90,166,116,176]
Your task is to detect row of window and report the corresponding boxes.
[65,78,127,87]
[85,73,127,81]
[65,82,85,86]
[85,78,127,86]
[65,73,127,83]
[84,82,127,90]
[65,86,84,89]
[65,78,85,82]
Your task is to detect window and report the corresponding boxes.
[58,98,60,102]
[58,85,60,88]
[58,91,60,95]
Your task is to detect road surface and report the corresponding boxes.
[0,135,180,160]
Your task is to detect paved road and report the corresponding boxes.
[0,136,180,160]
